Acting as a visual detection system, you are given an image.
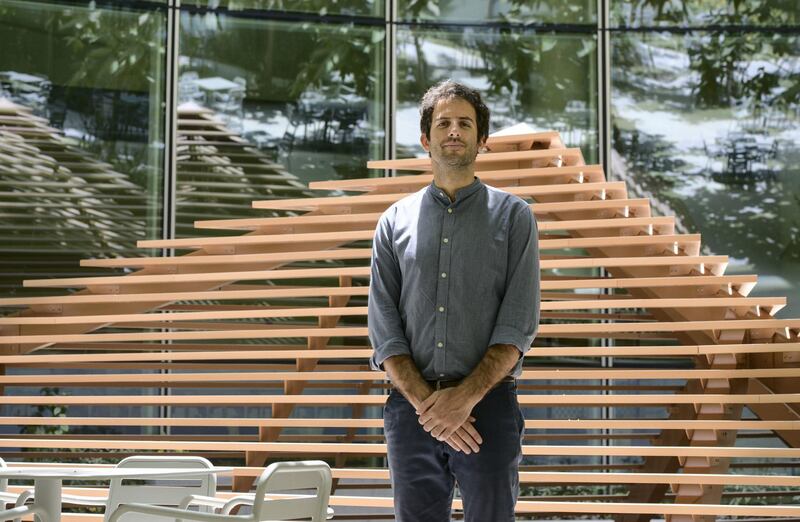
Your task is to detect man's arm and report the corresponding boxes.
[368,212,482,453]
[417,344,518,440]
[368,211,413,371]
[385,354,483,453]
[418,205,540,441]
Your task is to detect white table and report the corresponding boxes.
[0,466,232,522]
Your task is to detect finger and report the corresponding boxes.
[416,392,439,415]
[431,424,447,440]
[444,437,464,453]
[448,431,472,454]
[462,422,483,445]
[440,425,459,442]
[418,407,436,424]
[455,427,480,453]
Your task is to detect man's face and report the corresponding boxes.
[421,97,485,169]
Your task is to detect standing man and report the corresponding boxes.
[368,80,540,521]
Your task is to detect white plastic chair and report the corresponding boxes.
[0,505,42,522]
[0,458,30,508]
[64,456,217,522]
[0,457,34,522]
[108,460,332,522]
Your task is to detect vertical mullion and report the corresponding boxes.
[384,0,397,176]
[163,0,179,245]
[597,0,612,473]
[159,0,181,435]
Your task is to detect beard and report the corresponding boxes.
[432,139,479,169]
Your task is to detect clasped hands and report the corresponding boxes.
[415,387,483,454]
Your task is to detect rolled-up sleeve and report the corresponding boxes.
[368,208,412,370]
[488,204,540,356]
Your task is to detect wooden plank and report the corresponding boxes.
[0,275,758,307]
[6,416,800,433]
[366,147,583,171]
[308,164,605,192]
[0,438,799,459]
[250,181,626,211]
[5,315,795,344]
[23,266,372,288]
[3,368,800,386]
[3,393,800,406]
[0,297,784,327]
[79,252,727,274]
[80,248,373,268]
[1,342,798,366]
[134,230,693,253]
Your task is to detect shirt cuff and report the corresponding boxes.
[370,338,412,371]
[488,325,533,356]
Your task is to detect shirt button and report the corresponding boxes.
[442,238,449,243]
[438,306,445,312]
[437,342,443,348]
[441,272,447,278]
[447,208,453,214]
[439,191,444,197]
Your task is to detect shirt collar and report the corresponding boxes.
[427,176,484,206]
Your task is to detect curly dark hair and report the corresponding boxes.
[419,80,490,143]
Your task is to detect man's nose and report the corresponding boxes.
[448,124,461,136]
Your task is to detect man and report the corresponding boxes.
[368,80,540,521]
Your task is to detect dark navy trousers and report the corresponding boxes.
[383,382,524,522]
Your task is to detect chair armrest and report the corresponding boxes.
[0,504,42,522]
[0,489,34,509]
[178,494,228,511]
[14,489,34,508]
[109,502,241,522]
[218,494,255,515]
[60,493,108,507]
[215,494,334,519]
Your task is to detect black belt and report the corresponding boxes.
[425,375,515,391]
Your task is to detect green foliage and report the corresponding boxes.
[21,387,68,436]
[617,1,799,110]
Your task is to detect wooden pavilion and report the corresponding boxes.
[1,126,799,520]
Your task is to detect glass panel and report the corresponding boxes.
[611,0,798,28]
[0,0,166,298]
[398,0,596,25]
[611,30,800,316]
[396,27,598,162]
[181,0,383,19]
[177,12,385,237]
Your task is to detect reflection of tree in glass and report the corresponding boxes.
[54,8,163,93]
[784,194,800,263]
[619,1,799,110]
[181,0,379,16]
[613,128,683,191]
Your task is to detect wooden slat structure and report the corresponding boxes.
[1,126,799,521]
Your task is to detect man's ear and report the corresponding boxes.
[478,136,487,150]
[420,133,430,152]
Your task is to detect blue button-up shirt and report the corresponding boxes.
[368,176,540,380]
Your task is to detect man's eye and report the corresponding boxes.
[437,122,447,127]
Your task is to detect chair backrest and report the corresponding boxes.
[105,456,216,522]
[251,461,331,522]
[0,457,7,492]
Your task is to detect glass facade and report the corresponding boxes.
[0,0,166,296]
[5,0,794,310]
[610,11,800,317]
[176,11,385,236]
[1,0,799,488]
[396,27,598,160]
